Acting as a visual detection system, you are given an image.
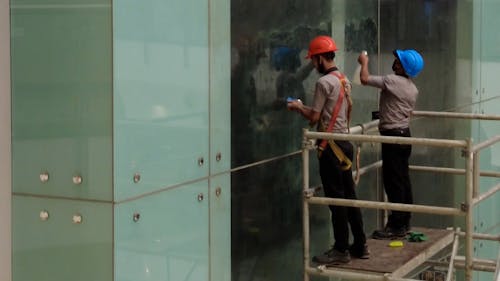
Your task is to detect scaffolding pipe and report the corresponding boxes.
[446,229,460,281]
[306,197,464,216]
[413,110,500,120]
[472,182,500,206]
[472,135,500,152]
[425,260,496,272]
[305,267,421,281]
[349,119,379,135]
[410,165,500,178]
[301,130,310,281]
[495,247,500,281]
[454,256,498,268]
[353,160,382,178]
[401,164,500,178]
[473,153,480,198]
[301,117,499,281]
[356,163,500,178]
[480,170,500,178]
[409,165,465,175]
[305,132,468,148]
[458,231,500,241]
[464,139,474,281]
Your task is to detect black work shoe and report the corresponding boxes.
[372,226,408,240]
[349,244,370,259]
[312,248,351,265]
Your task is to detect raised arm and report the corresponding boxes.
[358,52,370,85]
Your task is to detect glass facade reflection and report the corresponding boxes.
[230,1,498,281]
[6,0,499,281]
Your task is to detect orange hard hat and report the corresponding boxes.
[306,35,338,58]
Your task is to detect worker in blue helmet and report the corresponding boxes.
[357,49,424,240]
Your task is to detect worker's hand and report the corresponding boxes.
[358,51,369,65]
[287,99,303,112]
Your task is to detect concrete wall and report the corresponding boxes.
[0,0,11,279]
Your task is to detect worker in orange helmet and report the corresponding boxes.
[287,35,369,265]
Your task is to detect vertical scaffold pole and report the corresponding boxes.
[465,139,474,281]
[302,129,310,281]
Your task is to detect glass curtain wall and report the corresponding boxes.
[10,0,113,279]
[230,0,498,280]
[230,1,380,280]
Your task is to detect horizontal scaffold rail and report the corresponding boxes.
[306,197,465,216]
[306,266,423,281]
[472,135,500,152]
[413,110,500,120]
[304,131,468,148]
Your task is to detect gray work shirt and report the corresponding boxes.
[367,74,418,131]
[311,71,350,133]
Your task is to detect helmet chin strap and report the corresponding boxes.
[318,62,326,74]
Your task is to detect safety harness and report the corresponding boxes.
[317,71,353,171]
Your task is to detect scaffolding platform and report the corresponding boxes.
[322,227,454,278]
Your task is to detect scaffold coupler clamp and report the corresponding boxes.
[302,138,316,150]
[304,188,315,199]
[460,202,469,212]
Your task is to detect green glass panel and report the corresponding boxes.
[209,0,231,173]
[475,4,500,278]
[113,0,209,201]
[10,0,113,201]
[115,181,209,281]
[481,0,500,63]
[474,101,500,281]
[12,195,113,281]
[209,174,230,281]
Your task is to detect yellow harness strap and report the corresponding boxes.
[317,123,352,171]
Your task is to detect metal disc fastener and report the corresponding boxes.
[72,175,83,185]
[215,187,222,197]
[197,193,204,202]
[39,172,49,183]
[216,152,222,162]
[39,210,49,221]
[133,212,140,222]
[72,213,83,224]
[198,157,204,166]
[133,173,141,183]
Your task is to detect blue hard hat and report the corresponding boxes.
[271,46,300,71]
[393,49,424,78]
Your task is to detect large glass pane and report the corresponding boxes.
[230,1,379,280]
[113,0,209,201]
[210,174,231,281]
[115,182,209,281]
[10,0,113,201]
[473,1,500,280]
[379,0,464,230]
[210,0,231,174]
[12,196,112,281]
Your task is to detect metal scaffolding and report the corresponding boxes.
[301,111,500,281]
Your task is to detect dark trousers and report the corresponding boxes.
[380,128,413,229]
[318,140,366,252]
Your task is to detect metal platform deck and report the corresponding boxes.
[318,227,455,278]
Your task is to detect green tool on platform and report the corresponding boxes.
[407,231,428,242]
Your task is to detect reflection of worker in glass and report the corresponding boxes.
[288,36,369,265]
[270,46,314,109]
[358,49,424,239]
